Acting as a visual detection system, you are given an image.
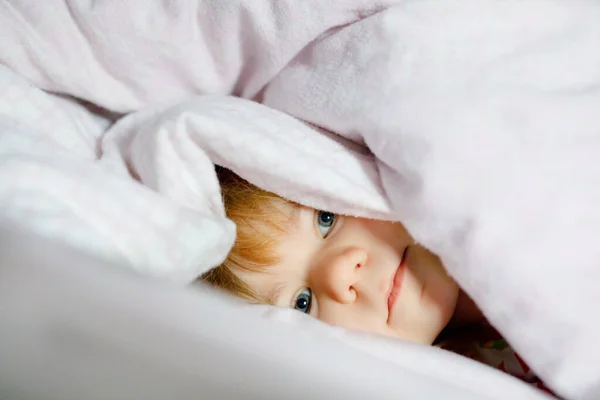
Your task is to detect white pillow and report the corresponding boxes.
[0,225,549,400]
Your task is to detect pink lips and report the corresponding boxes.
[387,247,409,321]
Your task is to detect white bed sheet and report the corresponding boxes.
[0,224,550,400]
[2,1,600,398]
[0,64,550,400]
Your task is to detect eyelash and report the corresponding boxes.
[316,210,337,238]
[294,288,313,314]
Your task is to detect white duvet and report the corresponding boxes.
[1,1,600,399]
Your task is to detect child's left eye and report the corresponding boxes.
[294,288,313,314]
[316,210,337,238]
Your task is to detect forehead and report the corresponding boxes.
[234,207,315,305]
[237,195,300,252]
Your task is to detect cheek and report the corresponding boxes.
[408,247,458,305]
[422,262,459,318]
[355,219,412,250]
[417,275,460,340]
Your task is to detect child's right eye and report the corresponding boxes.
[294,288,312,314]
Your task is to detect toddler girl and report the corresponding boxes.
[200,168,555,396]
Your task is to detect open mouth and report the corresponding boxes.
[386,246,409,322]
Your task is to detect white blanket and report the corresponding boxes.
[2,1,600,399]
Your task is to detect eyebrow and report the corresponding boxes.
[264,280,287,306]
[262,206,310,307]
[288,205,303,230]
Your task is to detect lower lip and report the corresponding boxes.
[387,247,408,321]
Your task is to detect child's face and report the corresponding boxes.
[234,207,459,345]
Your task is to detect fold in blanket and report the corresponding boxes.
[2,1,600,399]
[0,0,398,112]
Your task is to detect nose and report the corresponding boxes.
[312,247,367,304]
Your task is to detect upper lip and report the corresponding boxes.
[386,246,409,322]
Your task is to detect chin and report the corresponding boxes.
[425,306,457,344]
[434,286,460,330]
[389,300,457,345]
[418,283,460,344]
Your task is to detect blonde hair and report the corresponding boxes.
[199,167,297,304]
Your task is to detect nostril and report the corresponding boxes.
[349,287,358,301]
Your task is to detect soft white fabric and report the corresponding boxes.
[263,2,600,398]
[1,1,600,399]
[0,224,551,400]
[0,0,397,112]
[0,67,236,283]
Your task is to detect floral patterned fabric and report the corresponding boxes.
[440,325,557,398]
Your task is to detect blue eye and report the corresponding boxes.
[316,211,337,238]
[294,288,313,314]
